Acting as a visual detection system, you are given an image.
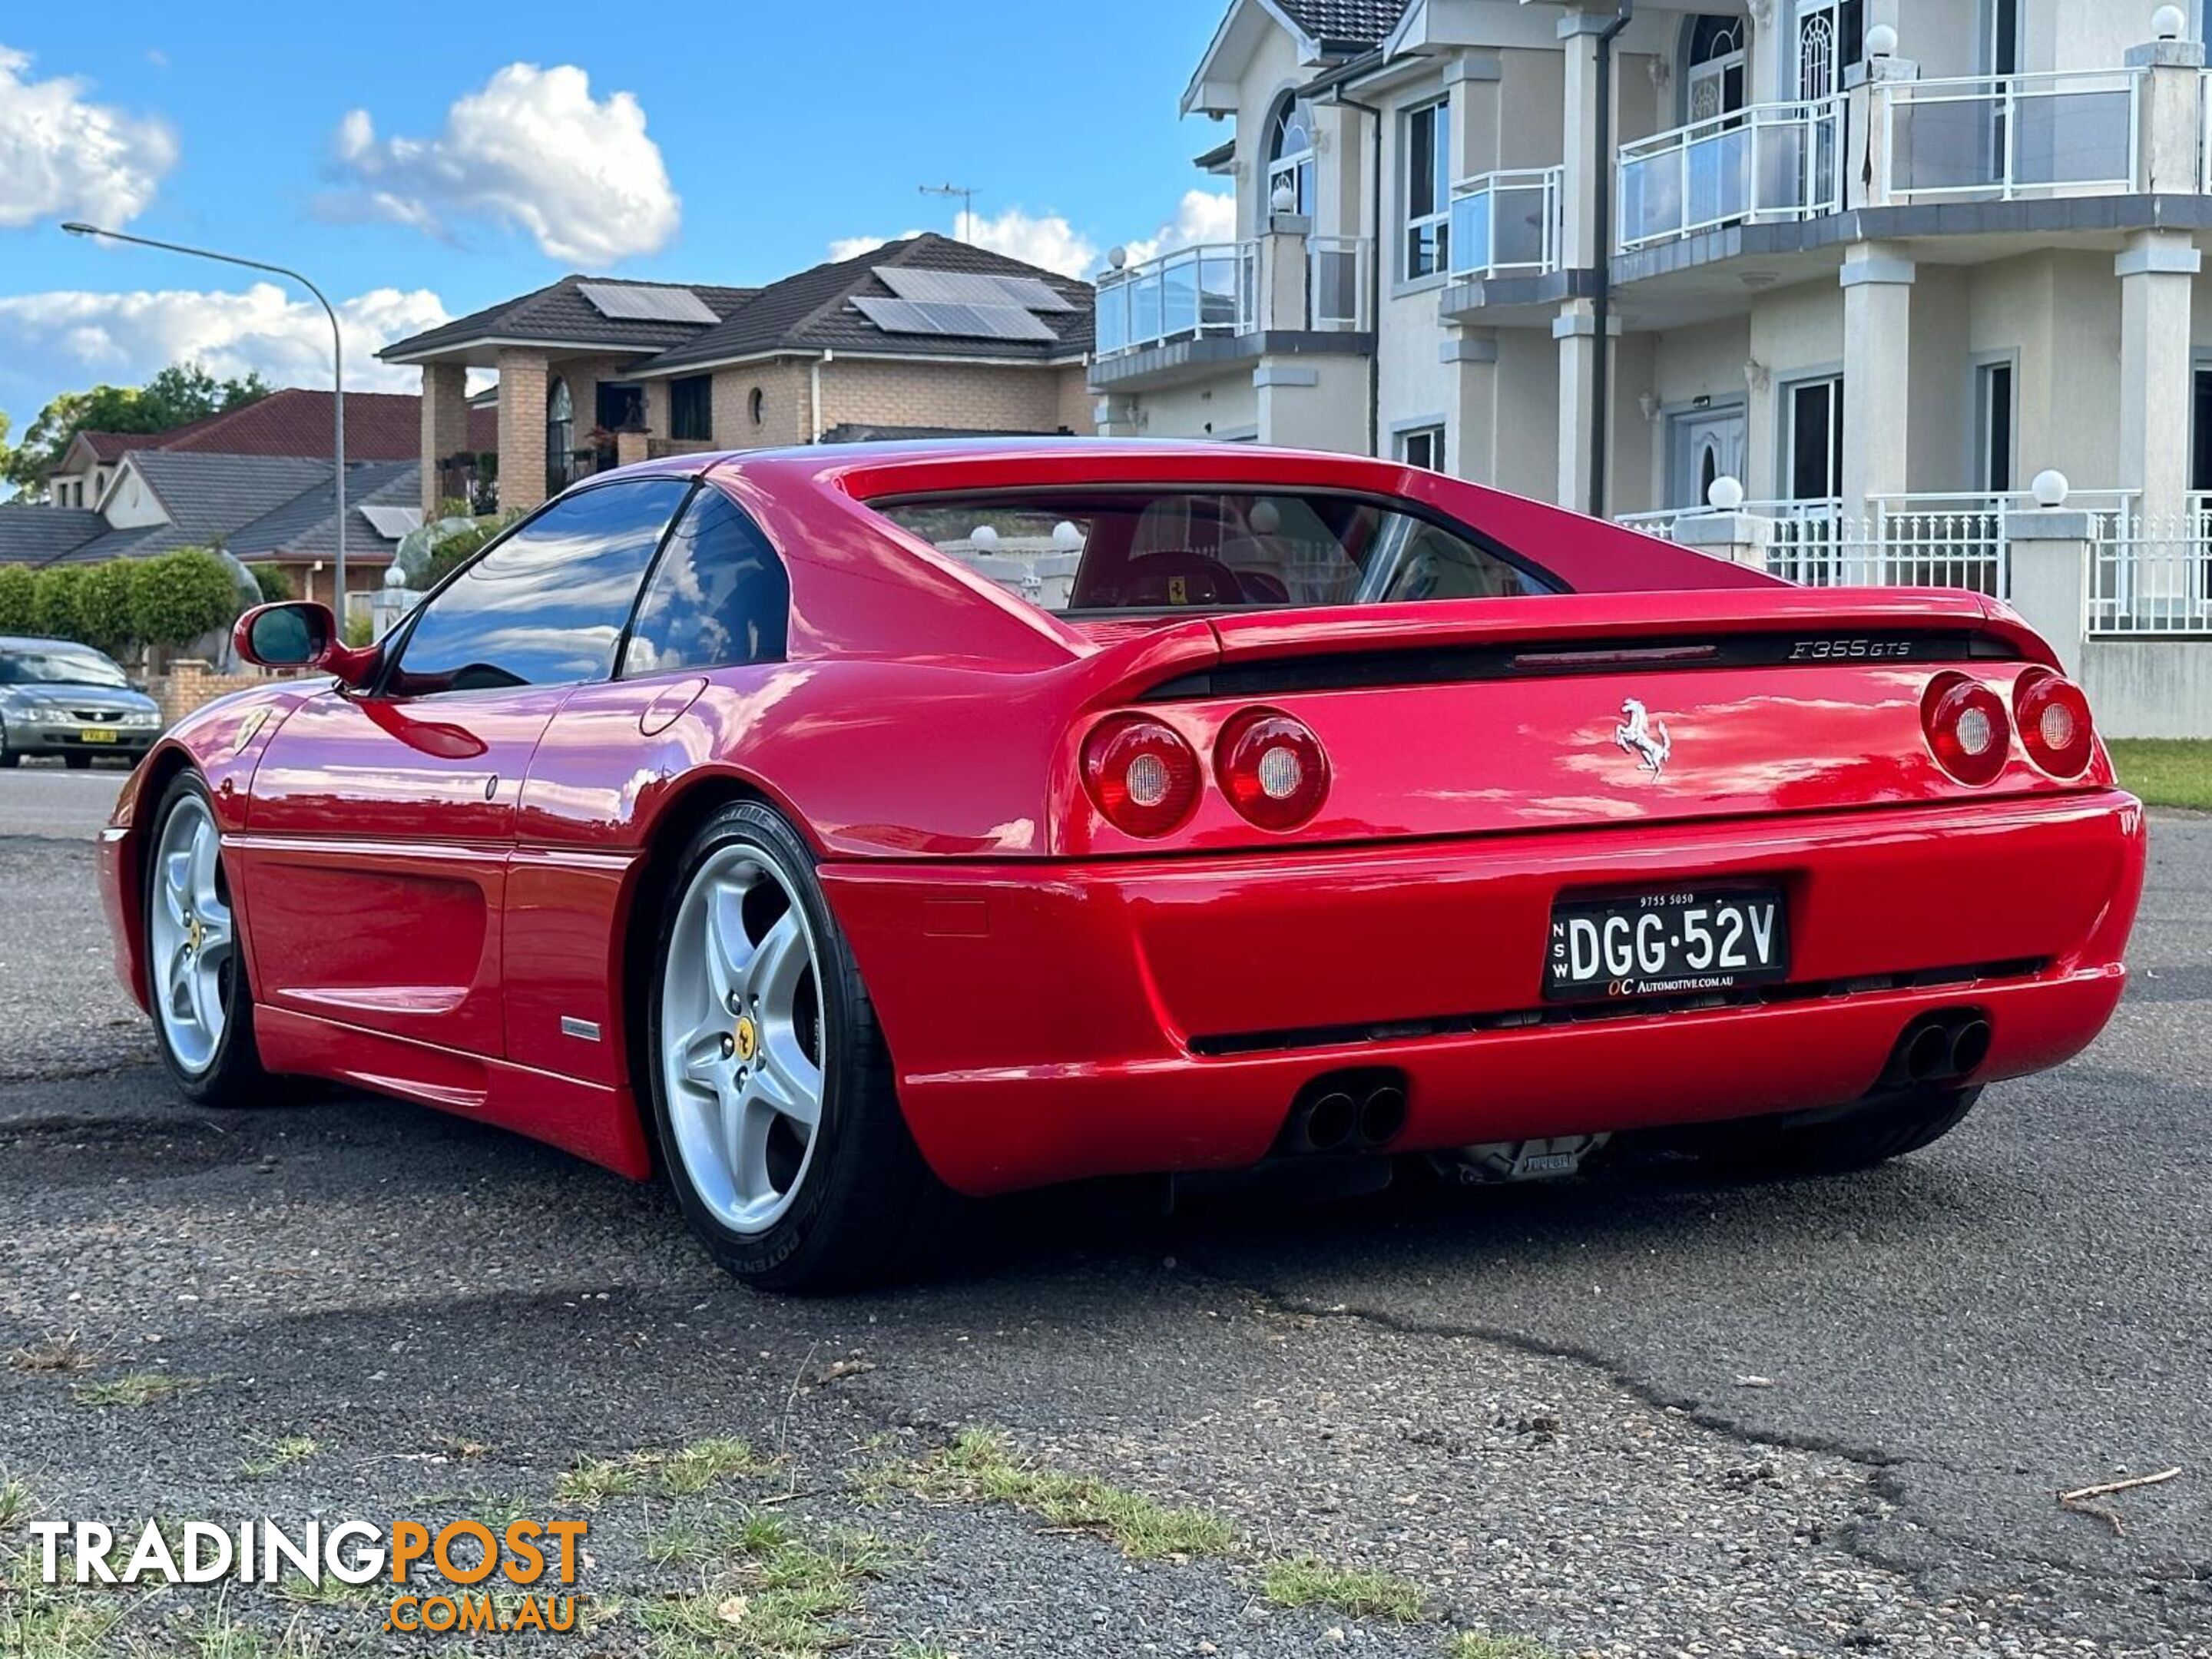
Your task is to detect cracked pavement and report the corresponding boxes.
[0,767,2206,1656]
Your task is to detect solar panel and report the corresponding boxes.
[576,282,720,325]
[852,294,1058,342]
[879,267,1077,314]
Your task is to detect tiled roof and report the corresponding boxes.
[1277,0,1409,47]
[66,390,493,470]
[379,276,762,362]
[129,451,335,538]
[0,506,108,566]
[637,233,1092,375]
[225,462,418,561]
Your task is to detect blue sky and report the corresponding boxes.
[0,0,1231,432]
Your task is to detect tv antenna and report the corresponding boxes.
[919,182,980,241]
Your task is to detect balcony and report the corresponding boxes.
[1094,243,1256,359]
[1618,98,1843,252]
[1447,167,1563,280]
[1883,69,2140,204]
[1093,236,1371,361]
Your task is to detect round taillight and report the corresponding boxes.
[1214,708,1330,830]
[1081,715,1201,836]
[2014,671,2094,779]
[1921,673,2012,787]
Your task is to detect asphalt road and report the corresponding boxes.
[0,769,2205,1657]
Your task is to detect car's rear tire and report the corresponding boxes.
[144,771,272,1107]
[644,800,942,1293]
[1693,1085,1982,1177]
[65,753,92,770]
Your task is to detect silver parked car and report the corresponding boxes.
[0,637,164,768]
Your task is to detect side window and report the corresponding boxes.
[392,478,690,695]
[621,489,790,677]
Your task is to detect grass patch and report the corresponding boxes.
[0,1476,33,1534]
[905,1429,1236,1561]
[638,1525,889,1658]
[1262,1555,1429,1622]
[1446,1634,1562,1659]
[69,1373,203,1410]
[0,1584,134,1659]
[7,1334,94,1375]
[645,1512,786,1571]
[558,1438,771,1507]
[237,1436,317,1479]
[2108,739,2212,810]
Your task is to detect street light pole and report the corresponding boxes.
[60,222,347,614]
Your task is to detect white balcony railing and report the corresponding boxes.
[1883,69,2141,204]
[1093,242,1257,358]
[2091,495,2212,636]
[1618,98,1843,251]
[1448,167,1564,280]
[1308,236,1373,333]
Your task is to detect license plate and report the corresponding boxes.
[78,728,119,743]
[1546,886,1789,1002]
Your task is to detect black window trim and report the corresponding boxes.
[612,481,793,681]
[369,472,704,700]
[865,481,1567,616]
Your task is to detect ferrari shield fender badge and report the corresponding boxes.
[1614,698,1672,774]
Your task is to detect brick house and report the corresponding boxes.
[378,233,1096,516]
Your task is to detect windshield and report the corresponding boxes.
[873,488,1559,614]
[0,650,131,688]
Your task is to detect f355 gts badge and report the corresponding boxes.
[1614,698,1672,774]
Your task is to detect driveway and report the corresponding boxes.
[0,772,2204,1657]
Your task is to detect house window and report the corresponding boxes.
[748,387,766,427]
[1396,425,1446,473]
[1784,376,1845,501]
[1686,17,1747,124]
[671,376,712,442]
[1975,361,2015,495]
[1795,0,1864,100]
[1985,0,2022,75]
[1402,98,1450,281]
[596,381,645,432]
[1268,97,1316,217]
[546,376,575,492]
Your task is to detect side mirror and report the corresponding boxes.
[233,601,379,690]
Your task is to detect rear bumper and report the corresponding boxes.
[825,792,2146,1196]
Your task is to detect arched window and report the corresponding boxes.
[1267,97,1316,217]
[546,376,574,491]
[1686,16,1747,122]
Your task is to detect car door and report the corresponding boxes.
[505,485,795,1084]
[239,477,694,1057]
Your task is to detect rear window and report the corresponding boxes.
[872,489,1559,614]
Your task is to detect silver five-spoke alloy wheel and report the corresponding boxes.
[148,792,234,1075]
[660,846,827,1234]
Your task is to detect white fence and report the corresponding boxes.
[1094,242,1256,357]
[2091,504,2212,636]
[1883,68,2141,203]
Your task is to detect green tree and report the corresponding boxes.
[129,548,243,647]
[1,364,272,500]
[75,559,140,655]
[0,564,33,633]
[250,564,294,603]
[30,566,89,641]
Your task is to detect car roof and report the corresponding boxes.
[0,636,108,654]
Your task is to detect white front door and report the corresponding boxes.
[1671,408,1748,509]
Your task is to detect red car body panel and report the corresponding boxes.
[97,440,2147,1197]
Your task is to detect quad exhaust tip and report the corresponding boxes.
[1279,1070,1409,1157]
[1893,1011,1992,1088]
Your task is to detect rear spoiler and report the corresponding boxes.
[1058,589,2051,709]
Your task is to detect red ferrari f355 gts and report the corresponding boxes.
[98,442,2145,1289]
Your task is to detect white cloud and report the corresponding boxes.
[830,189,1236,281]
[326,63,677,264]
[0,45,177,230]
[0,283,452,396]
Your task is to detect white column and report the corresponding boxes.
[1445,332,1499,485]
[1556,9,1608,272]
[2002,508,2092,679]
[2117,229,2200,533]
[1839,243,1914,525]
[1555,300,1614,511]
[2125,35,2208,195]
